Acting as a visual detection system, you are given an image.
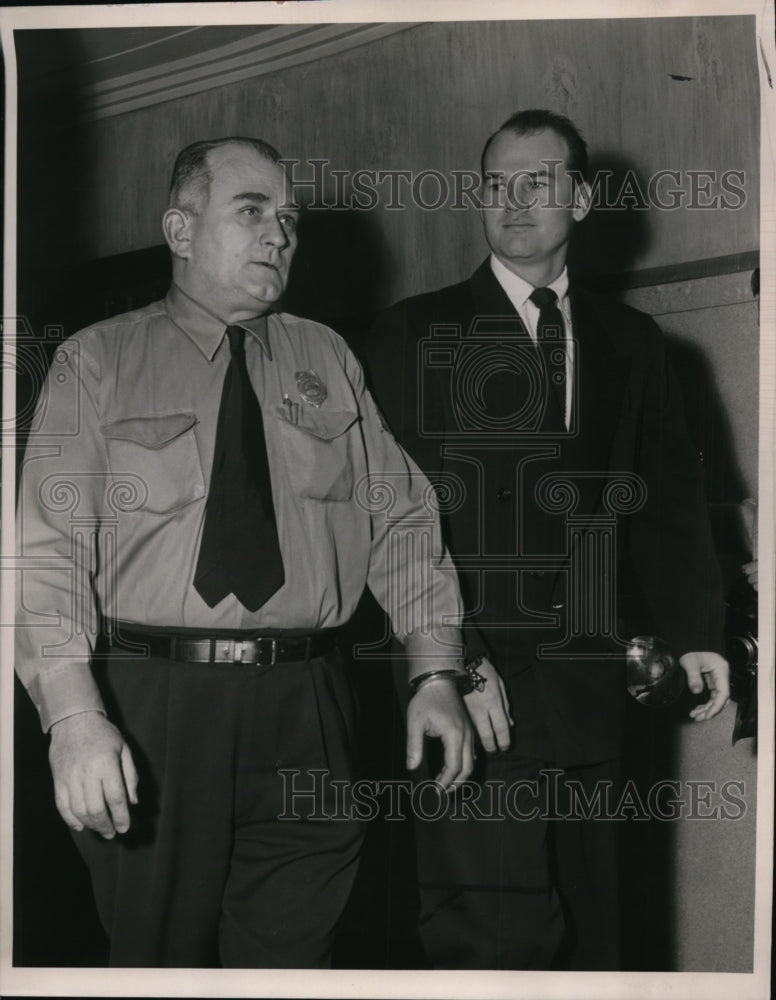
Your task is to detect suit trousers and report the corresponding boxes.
[71,649,363,968]
[406,666,622,970]
[413,752,622,970]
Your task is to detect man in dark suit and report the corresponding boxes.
[364,110,729,970]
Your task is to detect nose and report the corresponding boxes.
[260,214,289,249]
[506,178,535,213]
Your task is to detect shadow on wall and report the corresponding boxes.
[13,28,112,969]
[281,206,396,353]
[15,29,101,317]
[14,30,111,459]
[667,335,750,504]
[569,153,653,283]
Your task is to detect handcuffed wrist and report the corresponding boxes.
[409,669,467,695]
[464,655,488,693]
[409,661,486,697]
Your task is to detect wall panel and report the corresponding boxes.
[66,15,758,304]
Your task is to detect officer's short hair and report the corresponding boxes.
[168,137,282,214]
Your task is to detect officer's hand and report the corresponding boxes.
[406,678,474,791]
[463,657,514,754]
[49,711,139,839]
[680,651,730,722]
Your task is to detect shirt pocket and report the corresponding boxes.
[101,412,206,515]
[276,407,359,501]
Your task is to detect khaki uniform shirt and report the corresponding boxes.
[16,284,463,731]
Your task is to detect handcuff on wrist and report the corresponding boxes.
[409,655,488,696]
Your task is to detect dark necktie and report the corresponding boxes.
[528,286,567,427]
[194,323,285,611]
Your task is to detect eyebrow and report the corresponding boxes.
[484,169,553,183]
[232,191,300,212]
[232,191,270,204]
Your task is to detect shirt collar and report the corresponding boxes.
[165,282,273,362]
[489,254,570,312]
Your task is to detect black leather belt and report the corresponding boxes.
[111,629,338,665]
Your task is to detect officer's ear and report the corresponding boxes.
[163,208,194,260]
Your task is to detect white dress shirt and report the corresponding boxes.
[489,254,574,429]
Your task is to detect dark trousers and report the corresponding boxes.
[397,660,622,971]
[413,753,621,970]
[72,650,363,968]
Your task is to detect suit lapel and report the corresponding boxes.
[467,259,568,429]
[457,266,633,512]
[468,257,522,320]
[465,265,632,480]
[565,290,632,488]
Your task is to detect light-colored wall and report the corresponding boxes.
[670,705,757,972]
[72,15,758,291]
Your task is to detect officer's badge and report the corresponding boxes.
[295,369,327,407]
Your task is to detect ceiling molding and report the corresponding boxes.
[79,23,418,121]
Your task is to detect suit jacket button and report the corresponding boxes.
[496,488,512,501]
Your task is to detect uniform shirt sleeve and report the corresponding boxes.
[15,338,107,732]
[342,348,464,673]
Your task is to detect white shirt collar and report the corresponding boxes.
[489,254,569,311]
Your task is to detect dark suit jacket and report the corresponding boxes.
[364,260,725,765]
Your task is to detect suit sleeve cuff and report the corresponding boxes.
[464,628,492,663]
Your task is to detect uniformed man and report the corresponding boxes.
[15,137,473,968]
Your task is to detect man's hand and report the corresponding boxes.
[463,657,513,754]
[406,679,475,791]
[743,558,758,591]
[49,711,139,839]
[679,651,730,722]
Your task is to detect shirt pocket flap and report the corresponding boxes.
[275,407,358,500]
[100,413,205,514]
[276,406,359,441]
[101,412,198,450]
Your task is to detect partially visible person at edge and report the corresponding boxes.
[364,109,729,971]
[15,136,475,968]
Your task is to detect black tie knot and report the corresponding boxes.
[529,287,558,309]
[226,325,246,356]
